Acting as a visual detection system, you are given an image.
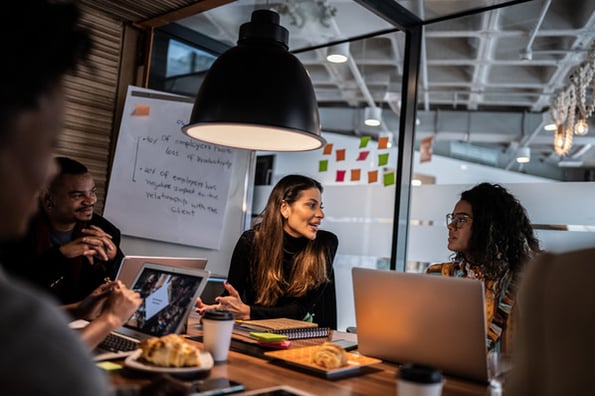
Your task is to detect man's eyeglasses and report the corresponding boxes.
[446,213,472,228]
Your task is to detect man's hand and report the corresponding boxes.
[58,225,117,264]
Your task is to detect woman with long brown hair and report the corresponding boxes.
[197,175,338,325]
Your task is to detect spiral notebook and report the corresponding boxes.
[234,318,330,340]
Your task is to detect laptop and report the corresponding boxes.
[94,262,210,360]
[115,255,208,287]
[352,267,489,383]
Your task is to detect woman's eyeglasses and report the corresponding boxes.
[446,213,472,228]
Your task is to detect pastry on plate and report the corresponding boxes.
[311,342,348,369]
[139,334,201,368]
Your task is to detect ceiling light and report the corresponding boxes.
[326,42,349,63]
[182,10,325,152]
[364,106,382,126]
[544,123,557,131]
[516,146,531,163]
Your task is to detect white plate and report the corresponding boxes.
[124,349,213,374]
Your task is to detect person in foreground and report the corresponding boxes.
[506,248,595,395]
[197,175,338,324]
[1,156,124,304]
[426,183,540,352]
[0,1,185,395]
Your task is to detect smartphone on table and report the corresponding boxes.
[190,377,244,396]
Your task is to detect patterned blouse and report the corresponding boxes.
[426,259,515,352]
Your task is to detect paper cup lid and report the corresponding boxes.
[397,363,443,384]
[203,309,234,321]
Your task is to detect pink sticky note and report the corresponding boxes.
[336,170,346,182]
[357,151,370,161]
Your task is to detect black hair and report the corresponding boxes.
[0,0,92,140]
[456,183,540,281]
[55,156,88,175]
[49,156,90,192]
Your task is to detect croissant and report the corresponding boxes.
[311,342,347,369]
[140,334,201,367]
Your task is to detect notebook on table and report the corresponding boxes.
[94,262,210,361]
[352,267,489,383]
[115,255,208,287]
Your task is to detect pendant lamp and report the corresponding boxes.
[182,9,325,151]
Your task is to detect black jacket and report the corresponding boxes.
[0,212,124,304]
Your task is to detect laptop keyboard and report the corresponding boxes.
[98,333,139,353]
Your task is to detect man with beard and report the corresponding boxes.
[1,156,124,304]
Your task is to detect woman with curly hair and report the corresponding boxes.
[197,175,338,327]
[426,183,540,352]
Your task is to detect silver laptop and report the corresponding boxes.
[352,267,488,383]
[115,255,208,287]
[95,262,210,360]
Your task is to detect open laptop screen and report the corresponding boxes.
[123,263,209,337]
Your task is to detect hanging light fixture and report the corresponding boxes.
[549,40,595,155]
[364,106,382,126]
[182,10,325,152]
[326,42,349,64]
[516,146,531,163]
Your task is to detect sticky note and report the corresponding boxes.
[351,169,361,181]
[133,104,151,116]
[368,170,378,183]
[323,144,333,155]
[97,361,122,371]
[378,153,389,166]
[356,151,369,161]
[384,171,395,186]
[336,170,346,182]
[359,136,371,148]
[319,160,328,172]
[336,149,346,161]
[378,136,389,149]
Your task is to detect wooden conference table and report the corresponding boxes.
[107,314,493,396]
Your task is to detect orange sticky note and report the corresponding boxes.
[336,149,346,161]
[323,144,333,155]
[351,169,361,181]
[336,170,346,182]
[378,136,389,149]
[368,170,378,183]
[357,151,369,161]
[133,104,151,116]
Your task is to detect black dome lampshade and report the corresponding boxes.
[182,9,325,151]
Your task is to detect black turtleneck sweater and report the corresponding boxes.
[226,229,338,321]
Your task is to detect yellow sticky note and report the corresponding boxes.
[97,361,122,371]
[133,104,151,116]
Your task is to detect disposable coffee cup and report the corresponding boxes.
[397,363,443,396]
[202,310,235,362]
